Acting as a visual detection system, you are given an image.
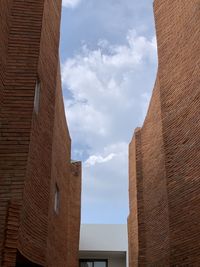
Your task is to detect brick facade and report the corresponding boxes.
[128,1,200,266]
[0,1,81,266]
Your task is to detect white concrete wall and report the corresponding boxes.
[79,224,128,267]
[80,224,128,251]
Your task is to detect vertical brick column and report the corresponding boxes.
[134,129,146,267]
[67,161,82,267]
[129,128,146,267]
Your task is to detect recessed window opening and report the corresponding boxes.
[54,184,60,214]
[34,79,40,114]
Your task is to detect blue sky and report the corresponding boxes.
[60,0,157,223]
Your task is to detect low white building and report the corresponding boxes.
[79,224,128,267]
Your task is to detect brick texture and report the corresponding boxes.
[0,1,81,266]
[128,1,200,266]
[67,162,82,267]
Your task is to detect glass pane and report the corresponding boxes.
[80,262,93,267]
[34,80,40,114]
[54,184,60,214]
[94,262,106,267]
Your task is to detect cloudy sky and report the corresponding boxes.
[60,0,157,223]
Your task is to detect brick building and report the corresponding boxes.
[128,0,200,266]
[0,1,81,266]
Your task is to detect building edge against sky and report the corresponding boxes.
[128,0,200,266]
[0,1,81,266]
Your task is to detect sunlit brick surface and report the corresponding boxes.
[128,1,200,266]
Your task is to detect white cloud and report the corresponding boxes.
[62,30,157,149]
[62,0,81,8]
[62,29,157,222]
[85,153,116,167]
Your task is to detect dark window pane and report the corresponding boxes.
[80,262,93,267]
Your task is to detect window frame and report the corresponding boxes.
[79,259,108,267]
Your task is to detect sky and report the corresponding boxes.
[60,0,158,223]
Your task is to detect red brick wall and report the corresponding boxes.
[141,79,169,266]
[155,0,200,265]
[67,162,82,267]
[0,0,13,108]
[0,1,44,265]
[0,1,81,266]
[128,133,139,267]
[45,65,73,267]
[17,0,62,264]
[129,1,200,266]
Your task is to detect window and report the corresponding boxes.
[34,79,40,114]
[54,184,60,214]
[80,260,108,267]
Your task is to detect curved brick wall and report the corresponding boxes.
[0,1,81,266]
[0,1,14,263]
[141,78,170,265]
[129,0,200,266]
[0,0,44,264]
[128,80,170,266]
[155,0,200,265]
[17,0,62,264]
